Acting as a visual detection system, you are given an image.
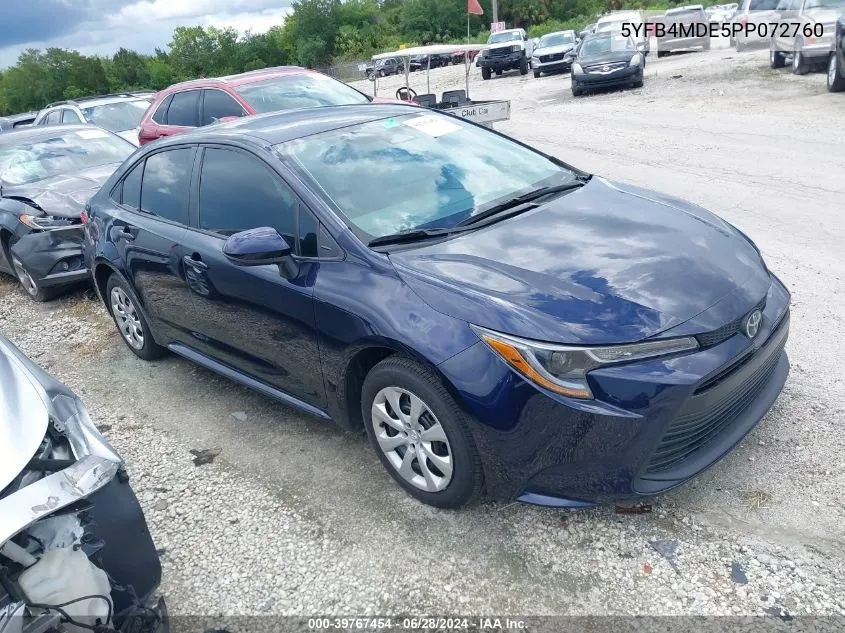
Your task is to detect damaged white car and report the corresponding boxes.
[0,335,166,633]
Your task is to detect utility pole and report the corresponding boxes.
[491,0,498,23]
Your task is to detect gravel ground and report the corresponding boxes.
[1,40,844,625]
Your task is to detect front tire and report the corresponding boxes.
[106,273,164,360]
[519,56,529,75]
[361,356,483,508]
[10,253,55,302]
[571,79,583,96]
[828,52,845,92]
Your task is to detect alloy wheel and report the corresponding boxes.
[829,54,838,88]
[11,256,37,297]
[110,286,145,350]
[370,386,453,492]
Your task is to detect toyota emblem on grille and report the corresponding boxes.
[743,309,763,338]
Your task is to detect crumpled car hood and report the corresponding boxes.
[0,338,50,493]
[1,162,121,219]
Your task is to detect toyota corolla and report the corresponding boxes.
[83,105,790,509]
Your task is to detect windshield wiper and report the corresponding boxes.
[368,227,465,248]
[456,179,588,227]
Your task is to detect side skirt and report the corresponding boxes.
[168,342,332,421]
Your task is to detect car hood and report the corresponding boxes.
[1,162,120,218]
[488,41,522,50]
[578,50,638,65]
[0,337,50,494]
[390,177,766,344]
[535,44,575,56]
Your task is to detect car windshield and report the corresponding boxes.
[581,34,636,56]
[540,33,576,47]
[0,129,134,186]
[81,100,150,133]
[276,112,574,240]
[236,74,370,113]
[488,31,522,43]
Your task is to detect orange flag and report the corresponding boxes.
[468,0,484,15]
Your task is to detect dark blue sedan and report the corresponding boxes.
[83,104,790,508]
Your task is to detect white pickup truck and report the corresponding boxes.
[477,28,536,79]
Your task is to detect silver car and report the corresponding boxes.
[531,30,578,77]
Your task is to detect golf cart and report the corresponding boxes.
[370,44,511,128]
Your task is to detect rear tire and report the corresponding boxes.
[828,52,845,92]
[770,43,785,68]
[702,38,711,51]
[361,356,483,508]
[533,70,541,78]
[657,49,666,58]
[736,38,746,52]
[792,40,809,75]
[106,273,164,361]
[481,66,491,80]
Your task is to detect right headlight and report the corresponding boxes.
[471,325,699,399]
[572,62,584,74]
[630,53,641,66]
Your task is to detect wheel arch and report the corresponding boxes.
[337,339,466,432]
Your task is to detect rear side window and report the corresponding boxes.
[61,110,79,123]
[165,91,200,127]
[141,149,193,224]
[121,161,143,209]
[45,111,61,125]
[198,147,296,242]
[152,94,173,124]
[201,90,245,126]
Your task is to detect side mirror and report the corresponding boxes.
[223,227,292,266]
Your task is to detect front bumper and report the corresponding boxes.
[573,64,642,89]
[802,40,835,58]
[9,227,88,288]
[533,58,573,73]
[438,273,790,505]
[658,36,710,51]
[479,52,523,70]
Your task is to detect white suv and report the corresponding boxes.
[34,94,153,146]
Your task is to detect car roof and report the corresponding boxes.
[160,66,308,93]
[41,94,150,111]
[597,10,642,21]
[145,104,423,148]
[542,30,576,36]
[0,123,111,147]
[666,4,705,12]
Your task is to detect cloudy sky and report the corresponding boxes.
[0,0,293,68]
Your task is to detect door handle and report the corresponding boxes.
[183,255,208,272]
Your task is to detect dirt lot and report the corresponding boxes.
[1,43,844,621]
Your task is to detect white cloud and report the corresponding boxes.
[0,1,291,69]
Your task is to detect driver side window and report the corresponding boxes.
[198,147,297,247]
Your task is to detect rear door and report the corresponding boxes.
[774,0,801,50]
[176,144,326,406]
[746,0,779,43]
[108,146,197,342]
[200,89,247,125]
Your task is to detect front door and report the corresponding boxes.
[177,145,325,408]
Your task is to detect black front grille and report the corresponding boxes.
[539,53,565,62]
[695,297,767,349]
[643,314,788,474]
[489,48,511,57]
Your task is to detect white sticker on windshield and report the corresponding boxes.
[402,114,461,137]
[76,129,110,139]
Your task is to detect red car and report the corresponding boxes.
[138,66,402,145]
